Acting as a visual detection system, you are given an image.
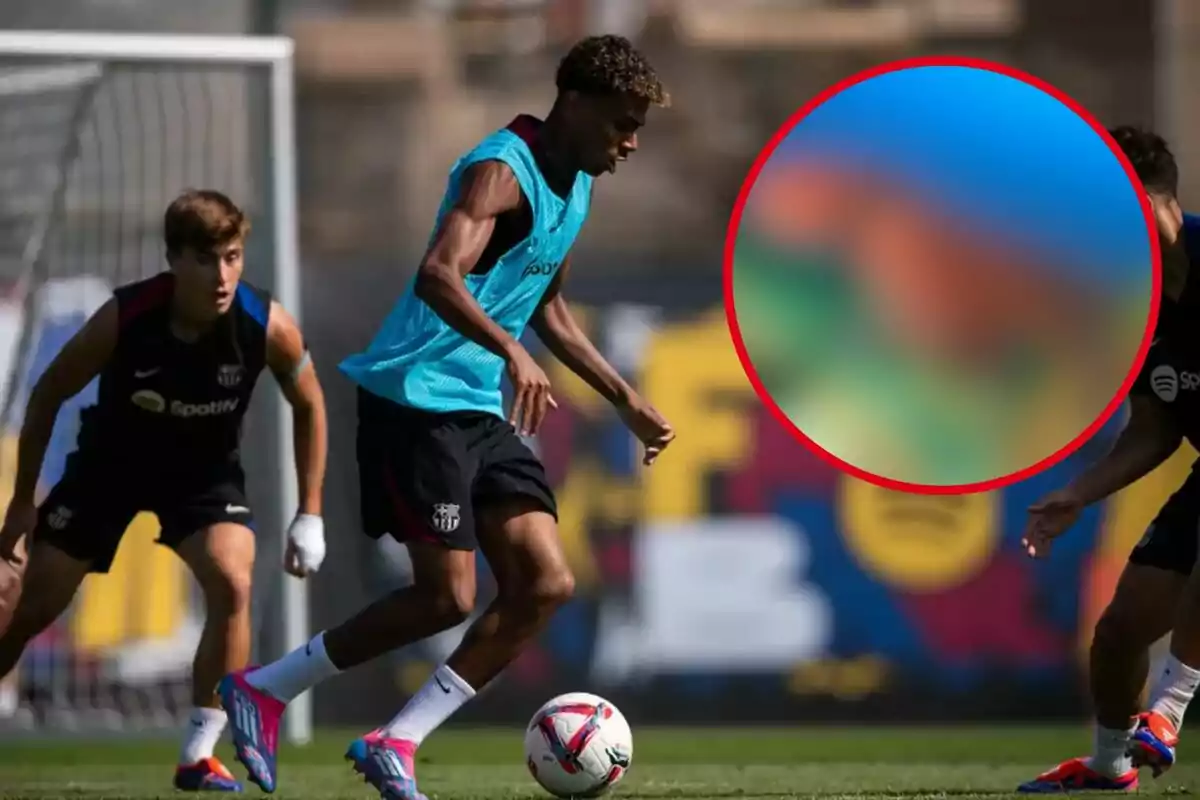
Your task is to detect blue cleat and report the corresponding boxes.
[217,668,286,793]
[345,730,428,800]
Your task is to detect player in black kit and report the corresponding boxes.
[0,190,329,792]
[1019,127,1200,793]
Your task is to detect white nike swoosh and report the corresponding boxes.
[225,504,251,515]
[134,368,160,378]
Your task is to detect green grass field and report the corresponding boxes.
[1,726,1198,800]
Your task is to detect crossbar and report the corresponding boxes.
[0,31,292,64]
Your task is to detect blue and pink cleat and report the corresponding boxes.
[1017,757,1138,793]
[1018,712,1180,793]
[345,730,428,800]
[173,757,244,792]
[1130,710,1179,776]
[218,667,286,793]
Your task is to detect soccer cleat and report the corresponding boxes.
[173,757,244,792]
[1130,710,1179,777]
[1017,757,1138,793]
[345,730,428,800]
[217,668,286,793]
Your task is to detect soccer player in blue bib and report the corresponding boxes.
[219,35,674,799]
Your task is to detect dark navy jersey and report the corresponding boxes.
[1128,215,1200,447]
[1156,213,1200,340]
[74,273,271,478]
[1131,335,1200,449]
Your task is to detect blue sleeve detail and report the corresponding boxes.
[1184,213,1200,263]
[236,283,269,328]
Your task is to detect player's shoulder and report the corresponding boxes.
[458,116,544,179]
[453,158,524,218]
[476,114,541,151]
[114,272,174,327]
[1183,211,1200,258]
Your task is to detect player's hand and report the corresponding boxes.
[505,345,557,436]
[1022,487,1085,559]
[0,500,36,565]
[284,513,326,578]
[616,394,675,466]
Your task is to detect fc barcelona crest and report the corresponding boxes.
[217,364,244,388]
[432,503,461,534]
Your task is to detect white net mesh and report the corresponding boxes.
[0,55,269,734]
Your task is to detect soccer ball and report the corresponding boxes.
[523,692,633,798]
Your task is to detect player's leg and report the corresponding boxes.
[1018,564,1182,793]
[245,541,475,692]
[346,430,571,800]
[159,481,257,793]
[1136,508,1200,773]
[0,473,131,677]
[0,540,91,675]
[170,526,254,791]
[379,497,571,741]
[1019,494,1195,793]
[176,524,255,712]
[0,537,26,722]
[220,392,481,793]
[1094,565,1184,759]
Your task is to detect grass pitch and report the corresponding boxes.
[1,726,1196,799]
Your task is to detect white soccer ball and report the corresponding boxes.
[523,692,633,798]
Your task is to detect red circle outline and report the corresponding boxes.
[722,55,1162,496]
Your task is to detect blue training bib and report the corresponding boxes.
[340,115,593,416]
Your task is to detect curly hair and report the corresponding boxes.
[1109,125,1178,196]
[555,34,669,107]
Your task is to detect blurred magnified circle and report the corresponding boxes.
[725,56,1158,494]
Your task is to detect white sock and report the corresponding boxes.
[1150,654,1200,731]
[0,680,17,717]
[179,707,229,765]
[1087,723,1136,778]
[382,664,476,745]
[246,631,341,702]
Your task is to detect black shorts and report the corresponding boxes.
[35,455,255,574]
[356,387,557,550]
[1129,467,1200,575]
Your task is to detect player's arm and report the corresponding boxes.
[531,261,675,463]
[413,160,526,360]
[529,258,634,405]
[1068,394,1182,505]
[266,301,326,517]
[12,299,118,507]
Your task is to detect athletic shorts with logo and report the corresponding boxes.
[35,453,255,574]
[1129,465,1200,575]
[355,387,558,550]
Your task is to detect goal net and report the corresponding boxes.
[0,32,306,741]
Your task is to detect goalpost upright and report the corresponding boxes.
[0,30,311,745]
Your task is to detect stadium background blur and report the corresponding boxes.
[0,0,1198,767]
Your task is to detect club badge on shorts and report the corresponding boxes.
[432,503,461,534]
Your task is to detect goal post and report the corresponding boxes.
[0,31,310,745]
